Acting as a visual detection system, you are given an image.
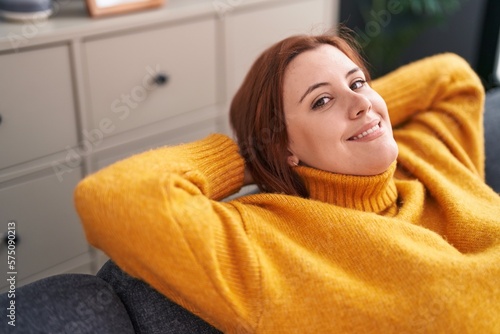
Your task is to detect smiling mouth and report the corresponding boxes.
[348,122,382,141]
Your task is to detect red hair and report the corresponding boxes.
[230,30,370,197]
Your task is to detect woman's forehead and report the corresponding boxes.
[284,45,359,96]
[287,44,357,74]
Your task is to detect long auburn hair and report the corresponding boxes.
[229,29,370,197]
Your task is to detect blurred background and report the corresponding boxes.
[340,0,500,90]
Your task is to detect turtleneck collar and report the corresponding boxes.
[295,161,398,214]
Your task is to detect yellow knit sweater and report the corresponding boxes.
[75,54,500,333]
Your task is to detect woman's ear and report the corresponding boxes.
[287,153,299,167]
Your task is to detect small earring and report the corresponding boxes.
[287,155,299,167]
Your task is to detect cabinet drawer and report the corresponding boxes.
[0,168,89,290]
[84,18,217,136]
[0,45,78,170]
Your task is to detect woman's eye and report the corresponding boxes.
[350,80,366,90]
[312,96,332,110]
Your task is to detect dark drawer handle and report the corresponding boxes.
[0,114,2,125]
[153,73,169,86]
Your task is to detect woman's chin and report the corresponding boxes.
[364,151,399,176]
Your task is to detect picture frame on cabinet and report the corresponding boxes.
[85,0,165,17]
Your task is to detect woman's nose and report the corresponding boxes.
[348,93,371,119]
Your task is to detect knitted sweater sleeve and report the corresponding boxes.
[371,53,485,177]
[74,134,260,333]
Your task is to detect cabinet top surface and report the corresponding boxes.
[0,0,316,52]
[0,0,207,51]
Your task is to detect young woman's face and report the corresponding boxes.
[283,44,398,176]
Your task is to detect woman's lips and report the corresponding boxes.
[348,122,383,141]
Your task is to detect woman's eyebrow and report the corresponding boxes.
[298,67,361,104]
[299,82,330,103]
[346,67,361,77]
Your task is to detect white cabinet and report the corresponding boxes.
[0,0,337,289]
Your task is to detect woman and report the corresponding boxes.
[73,31,500,333]
[6,32,500,333]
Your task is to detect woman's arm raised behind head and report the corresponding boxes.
[74,134,261,333]
[372,53,486,177]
